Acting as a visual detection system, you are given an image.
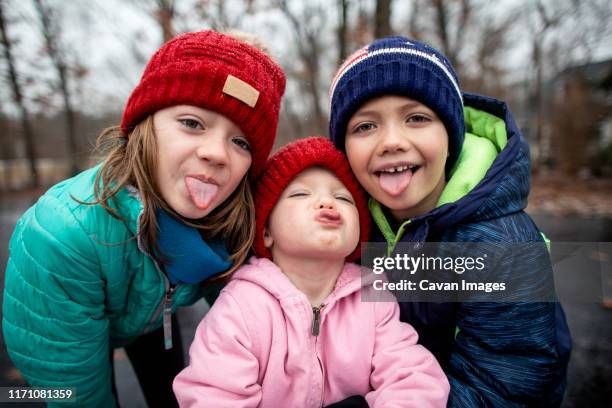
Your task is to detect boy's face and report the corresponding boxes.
[153,105,252,220]
[264,167,360,261]
[345,95,448,220]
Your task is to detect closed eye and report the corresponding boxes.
[288,192,309,198]
[179,118,204,130]
[336,195,354,204]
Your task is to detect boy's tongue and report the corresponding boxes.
[379,170,412,196]
[185,177,219,210]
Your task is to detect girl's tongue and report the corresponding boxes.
[185,177,219,210]
[378,169,413,196]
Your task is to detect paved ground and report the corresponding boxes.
[1,195,611,407]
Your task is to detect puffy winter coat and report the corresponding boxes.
[174,257,450,407]
[369,93,571,407]
[2,166,208,407]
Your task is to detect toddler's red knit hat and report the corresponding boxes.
[120,30,286,177]
[253,137,370,262]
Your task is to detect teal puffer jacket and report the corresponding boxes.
[2,165,202,407]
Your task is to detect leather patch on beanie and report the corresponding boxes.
[222,75,260,108]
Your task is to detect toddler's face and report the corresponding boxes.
[344,95,448,220]
[153,105,252,219]
[264,167,360,261]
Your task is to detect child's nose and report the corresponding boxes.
[196,134,229,167]
[379,124,410,155]
[317,196,335,210]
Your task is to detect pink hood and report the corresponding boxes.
[174,257,449,407]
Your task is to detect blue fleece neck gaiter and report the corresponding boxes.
[156,209,232,285]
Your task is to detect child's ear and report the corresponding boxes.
[263,228,274,248]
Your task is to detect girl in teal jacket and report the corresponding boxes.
[2,30,285,407]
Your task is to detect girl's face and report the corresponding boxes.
[264,167,360,261]
[344,95,448,220]
[153,105,252,220]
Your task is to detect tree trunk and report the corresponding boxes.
[278,0,326,134]
[337,0,349,66]
[0,0,39,188]
[303,34,325,134]
[59,70,79,175]
[34,0,79,176]
[156,0,175,42]
[432,0,455,66]
[374,0,392,38]
[282,97,304,141]
[0,101,13,190]
[533,39,544,168]
[453,0,471,63]
[408,0,422,40]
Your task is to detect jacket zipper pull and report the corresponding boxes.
[311,305,324,336]
[163,285,176,350]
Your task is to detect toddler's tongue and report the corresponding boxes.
[379,170,412,196]
[185,177,219,210]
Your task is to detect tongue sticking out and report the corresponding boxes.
[185,177,219,210]
[379,170,413,196]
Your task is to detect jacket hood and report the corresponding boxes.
[371,92,531,245]
[231,257,369,305]
[436,92,531,226]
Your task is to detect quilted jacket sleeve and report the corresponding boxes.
[365,301,450,407]
[447,243,566,407]
[173,290,262,407]
[2,195,113,407]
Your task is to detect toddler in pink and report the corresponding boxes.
[173,137,449,407]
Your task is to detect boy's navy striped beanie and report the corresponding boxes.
[329,36,465,172]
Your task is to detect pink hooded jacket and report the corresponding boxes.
[173,257,449,407]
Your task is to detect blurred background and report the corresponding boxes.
[0,0,611,407]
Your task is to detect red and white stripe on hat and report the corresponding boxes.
[328,42,463,112]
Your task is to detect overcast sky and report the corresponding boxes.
[2,0,611,117]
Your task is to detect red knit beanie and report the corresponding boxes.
[120,30,286,178]
[253,137,370,262]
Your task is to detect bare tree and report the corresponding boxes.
[432,0,451,59]
[155,0,175,42]
[33,0,80,175]
[467,12,516,97]
[430,0,471,69]
[374,0,392,38]
[337,0,350,66]
[278,93,304,145]
[398,0,473,74]
[0,0,39,187]
[407,0,422,40]
[191,0,254,32]
[277,0,327,135]
[524,0,612,170]
[353,1,372,46]
[528,0,562,168]
[0,95,14,190]
[132,0,177,43]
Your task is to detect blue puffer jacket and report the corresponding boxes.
[369,93,571,407]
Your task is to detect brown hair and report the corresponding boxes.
[83,116,255,281]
